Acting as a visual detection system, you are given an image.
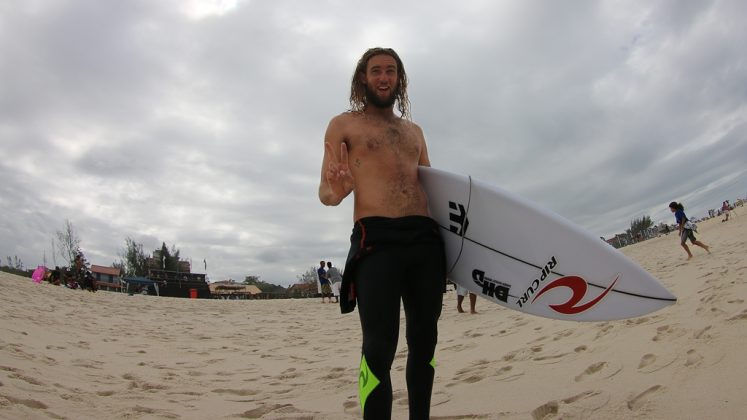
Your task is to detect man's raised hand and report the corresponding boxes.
[324,141,355,203]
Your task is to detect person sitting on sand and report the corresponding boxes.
[49,266,61,286]
[669,201,710,259]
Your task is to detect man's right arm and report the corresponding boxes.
[319,115,355,206]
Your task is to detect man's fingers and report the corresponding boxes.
[339,142,349,165]
[324,142,338,163]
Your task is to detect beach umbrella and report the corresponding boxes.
[31,266,47,283]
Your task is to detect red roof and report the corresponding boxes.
[90,265,121,276]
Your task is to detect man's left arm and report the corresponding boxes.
[415,124,431,167]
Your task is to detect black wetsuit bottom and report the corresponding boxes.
[344,216,446,420]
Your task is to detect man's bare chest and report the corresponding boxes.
[346,123,420,158]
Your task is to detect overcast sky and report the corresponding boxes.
[1,0,745,285]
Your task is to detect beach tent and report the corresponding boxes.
[31,266,47,283]
[121,277,162,296]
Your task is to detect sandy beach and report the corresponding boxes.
[1,213,746,419]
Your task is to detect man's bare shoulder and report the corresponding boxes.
[329,111,364,126]
[399,118,425,139]
[326,112,365,139]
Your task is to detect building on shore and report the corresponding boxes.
[209,280,264,299]
[90,265,122,292]
[148,269,211,298]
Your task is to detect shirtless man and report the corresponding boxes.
[319,48,446,420]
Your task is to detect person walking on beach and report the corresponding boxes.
[326,262,342,303]
[669,201,710,259]
[317,261,332,303]
[722,200,731,222]
[319,47,446,420]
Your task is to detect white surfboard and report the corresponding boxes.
[419,166,676,321]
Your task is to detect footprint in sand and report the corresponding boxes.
[440,342,475,352]
[238,403,301,418]
[699,292,717,304]
[594,323,616,339]
[490,328,517,338]
[574,361,607,382]
[447,360,491,387]
[533,352,570,364]
[430,390,450,407]
[684,349,704,367]
[652,324,686,342]
[727,308,747,321]
[322,367,346,380]
[451,371,485,385]
[72,359,104,369]
[531,400,559,420]
[638,352,678,373]
[343,399,359,415]
[8,372,45,386]
[638,353,656,369]
[212,388,260,397]
[495,365,524,382]
[529,335,548,344]
[552,329,575,341]
[693,325,712,340]
[625,316,652,326]
[1,395,48,410]
[534,391,610,418]
[71,340,90,350]
[627,385,664,411]
[393,389,409,406]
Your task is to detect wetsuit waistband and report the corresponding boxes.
[353,215,438,233]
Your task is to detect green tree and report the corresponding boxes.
[118,237,150,277]
[297,266,319,284]
[5,256,24,270]
[1,256,28,277]
[244,275,286,294]
[56,219,81,268]
[629,215,654,239]
[243,275,260,284]
[156,242,181,271]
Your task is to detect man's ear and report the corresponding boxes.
[358,71,367,85]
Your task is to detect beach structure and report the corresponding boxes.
[148,269,210,298]
[121,276,163,296]
[90,265,122,292]
[209,280,263,299]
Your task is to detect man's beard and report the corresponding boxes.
[365,85,397,108]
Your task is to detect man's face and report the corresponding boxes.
[363,54,398,108]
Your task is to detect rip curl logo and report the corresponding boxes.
[531,275,619,315]
[516,256,558,308]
